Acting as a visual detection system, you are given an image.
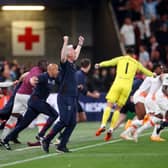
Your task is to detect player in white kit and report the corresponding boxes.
[132,73,168,142]
[120,65,163,140]
[120,76,153,140]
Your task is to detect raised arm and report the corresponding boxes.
[18,72,29,82]
[95,57,121,69]
[0,81,16,88]
[61,36,69,63]
[138,63,154,77]
[74,36,84,60]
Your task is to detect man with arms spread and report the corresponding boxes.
[95,48,153,141]
[1,64,59,150]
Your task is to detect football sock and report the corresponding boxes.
[110,110,120,130]
[1,116,17,140]
[152,124,160,137]
[123,119,143,135]
[101,106,111,128]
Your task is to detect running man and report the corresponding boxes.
[1,64,59,150]
[121,66,164,141]
[95,48,154,141]
[0,60,48,142]
[132,73,168,142]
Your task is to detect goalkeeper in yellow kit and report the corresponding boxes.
[95,49,153,141]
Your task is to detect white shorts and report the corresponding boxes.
[155,88,168,116]
[12,93,30,115]
[46,93,59,113]
[150,115,162,125]
[133,90,146,104]
[144,98,157,114]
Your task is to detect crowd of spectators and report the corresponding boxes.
[1,1,167,94]
[87,0,168,93]
[0,60,27,98]
[87,67,116,92]
[113,0,168,66]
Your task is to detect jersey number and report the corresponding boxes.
[125,62,129,74]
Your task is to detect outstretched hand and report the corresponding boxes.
[92,91,100,99]
[63,36,69,43]
[78,36,84,46]
[13,80,19,86]
[30,76,38,86]
[94,63,100,69]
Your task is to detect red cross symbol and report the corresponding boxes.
[18,27,40,50]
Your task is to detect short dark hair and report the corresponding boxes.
[37,59,48,72]
[152,63,162,71]
[80,58,91,68]
[126,48,135,55]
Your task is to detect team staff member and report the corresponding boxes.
[76,58,100,122]
[55,58,100,145]
[95,48,154,141]
[42,35,84,153]
[1,64,59,150]
[28,58,99,147]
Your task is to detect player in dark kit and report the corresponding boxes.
[76,58,100,122]
[42,35,84,153]
[56,58,100,144]
[1,64,59,150]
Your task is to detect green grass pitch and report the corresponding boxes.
[0,122,168,168]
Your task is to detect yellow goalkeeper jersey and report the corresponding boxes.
[99,55,153,106]
[99,55,153,82]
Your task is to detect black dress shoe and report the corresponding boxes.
[41,139,50,153]
[0,139,11,150]
[12,138,21,144]
[56,146,71,153]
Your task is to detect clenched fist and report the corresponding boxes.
[78,36,84,46]
[63,36,69,42]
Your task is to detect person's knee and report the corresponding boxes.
[71,122,76,129]
[15,123,26,130]
[49,110,58,120]
[135,103,146,120]
[107,102,113,108]
[53,112,58,120]
[137,113,145,120]
[57,120,66,128]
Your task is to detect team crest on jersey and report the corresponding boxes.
[48,79,55,85]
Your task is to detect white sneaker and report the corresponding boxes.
[133,132,138,143]
[120,133,133,141]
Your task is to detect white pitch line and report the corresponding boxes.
[14,139,121,152]
[15,146,40,151]
[0,131,165,168]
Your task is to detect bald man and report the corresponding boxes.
[1,64,60,150]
